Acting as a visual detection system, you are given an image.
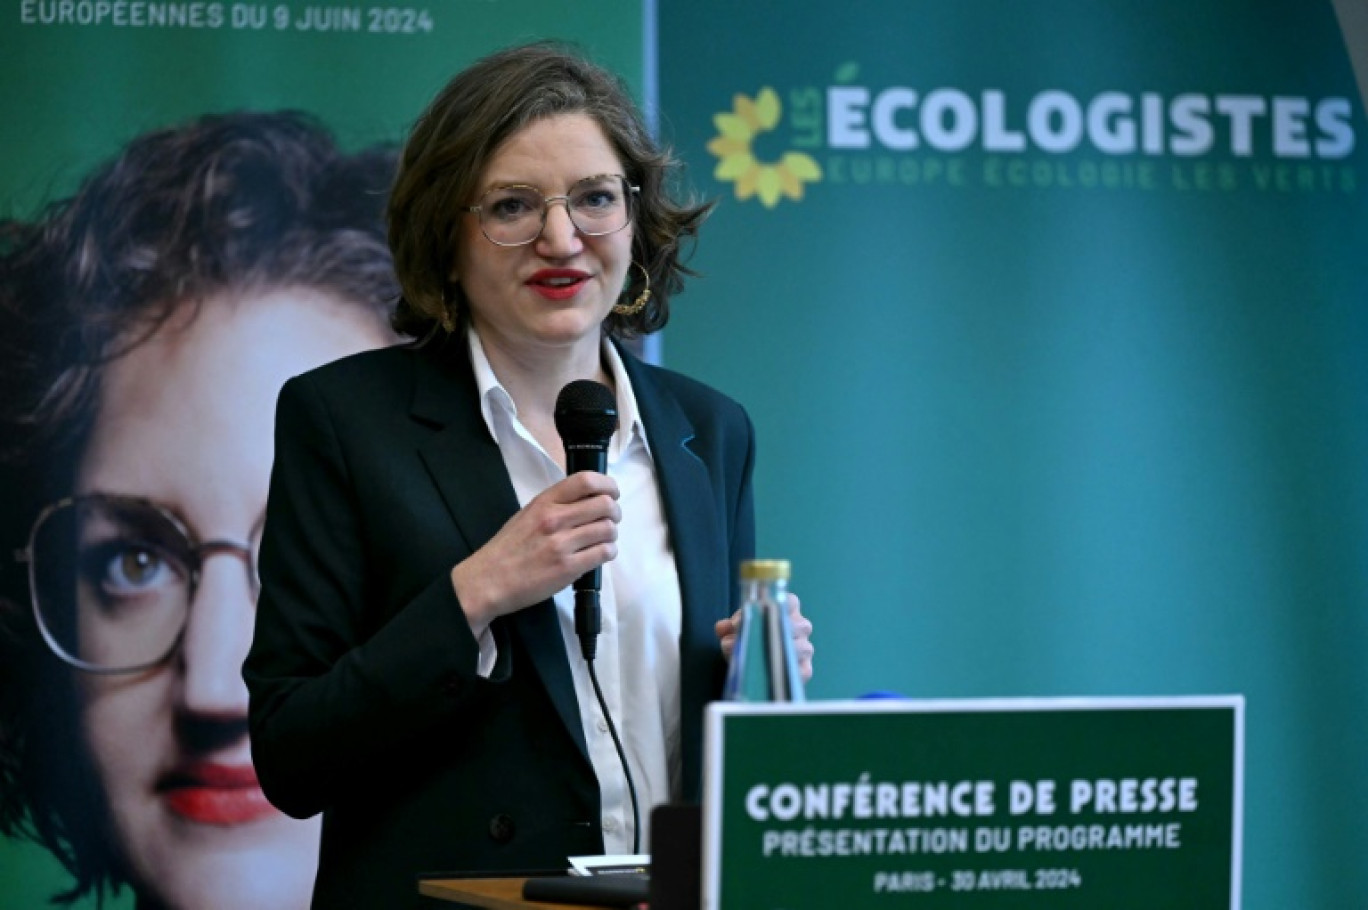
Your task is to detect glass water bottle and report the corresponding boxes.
[722,559,806,702]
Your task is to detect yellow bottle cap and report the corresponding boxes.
[739,559,791,581]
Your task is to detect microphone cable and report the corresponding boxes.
[585,654,642,855]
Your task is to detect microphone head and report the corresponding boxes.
[554,380,618,445]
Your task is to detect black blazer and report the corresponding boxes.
[244,336,755,908]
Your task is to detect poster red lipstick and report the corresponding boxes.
[160,761,278,825]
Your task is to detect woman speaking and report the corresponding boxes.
[243,42,814,907]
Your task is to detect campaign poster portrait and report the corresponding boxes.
[0,4,648,908]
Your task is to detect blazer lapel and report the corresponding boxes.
[620,352,728,745]
[409,343,591,763]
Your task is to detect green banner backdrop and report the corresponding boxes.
[659,1,1366,907]
[0,4,645,907]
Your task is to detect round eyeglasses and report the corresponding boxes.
[463,174,638,247]
[14,494,261,674]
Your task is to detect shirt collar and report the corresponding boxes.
[467,326,513,443]
[601,335,650,461]
[466,326,649,460]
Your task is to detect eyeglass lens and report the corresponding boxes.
[27,496,260,672]
[478,175,633,246]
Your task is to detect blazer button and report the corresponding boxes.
[488,813,516,844]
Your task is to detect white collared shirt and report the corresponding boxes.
[466,327,682,854]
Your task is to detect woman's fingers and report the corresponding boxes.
[452,473,622,628]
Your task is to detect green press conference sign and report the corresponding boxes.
[702,697,1242,909]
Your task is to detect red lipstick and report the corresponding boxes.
[159,761,278,825]
[526,268,590,301]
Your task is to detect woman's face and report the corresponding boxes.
[74,287,391,910]
[455,112,634,366]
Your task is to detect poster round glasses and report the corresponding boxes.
[14,494,260,674]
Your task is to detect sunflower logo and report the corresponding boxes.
[707,87,822,208]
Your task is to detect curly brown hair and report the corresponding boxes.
[0,109,398,904]
[388,41,713,341]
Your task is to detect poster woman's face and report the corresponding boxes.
[73,288,390,910]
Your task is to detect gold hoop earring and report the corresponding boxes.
[612,262,652,317]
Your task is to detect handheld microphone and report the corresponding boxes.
[555,379,641,852]
[553,379,618,661]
